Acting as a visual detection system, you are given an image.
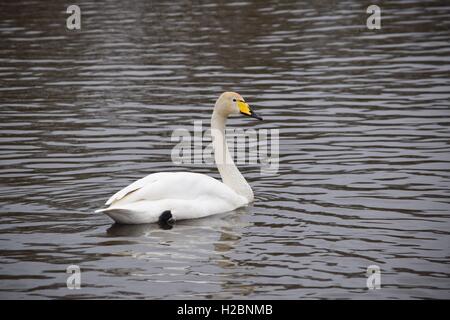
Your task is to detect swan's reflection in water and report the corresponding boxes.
[106,208,250,237]
[104,208,255,298]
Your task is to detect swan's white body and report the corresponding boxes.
[96,92,261,224]
[96,172,248,224]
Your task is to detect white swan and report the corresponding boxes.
[96,92,263,225]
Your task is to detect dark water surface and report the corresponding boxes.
[1,0,450,299]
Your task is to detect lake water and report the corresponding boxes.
[1,0,450,299]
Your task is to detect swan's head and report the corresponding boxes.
[214,92,263,120]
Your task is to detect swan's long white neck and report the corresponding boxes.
[211,109,254,203]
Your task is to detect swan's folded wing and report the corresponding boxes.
[104,172,246,208]
[105,173,162,206]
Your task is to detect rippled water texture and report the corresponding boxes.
[1,0,450,299]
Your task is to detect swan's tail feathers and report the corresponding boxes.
[94,208,112,214]
[95,207,158,225]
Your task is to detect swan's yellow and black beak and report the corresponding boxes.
[237,100,263,120]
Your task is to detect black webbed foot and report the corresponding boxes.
[158,210,175,230]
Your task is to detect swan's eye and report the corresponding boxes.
[232,99,236,102]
